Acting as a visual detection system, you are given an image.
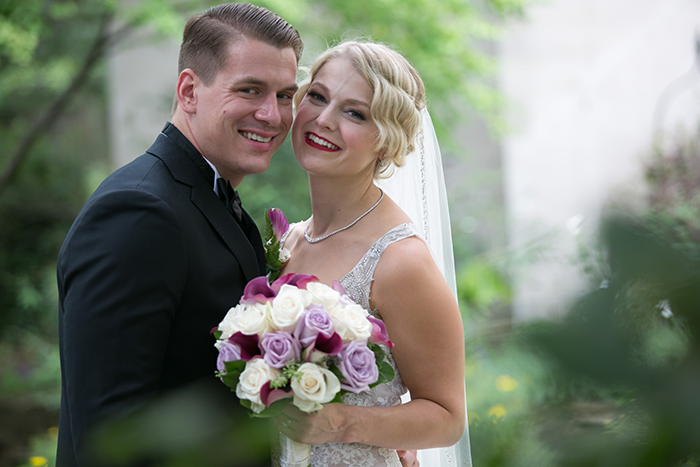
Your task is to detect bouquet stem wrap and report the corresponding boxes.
[279,433,311,467]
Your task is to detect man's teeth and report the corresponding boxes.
[308,133,340,150]
[241,132,272,143]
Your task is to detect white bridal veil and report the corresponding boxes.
[376,108,473,467]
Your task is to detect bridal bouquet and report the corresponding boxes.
[212,273,395,414]
[212,209,395,466]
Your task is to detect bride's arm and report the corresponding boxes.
[277,236,465,450]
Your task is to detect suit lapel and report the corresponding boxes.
[191,188,262,283]
[147,128,263,283]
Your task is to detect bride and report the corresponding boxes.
[274,41,471,467]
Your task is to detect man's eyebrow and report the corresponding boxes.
[232,77,298,93]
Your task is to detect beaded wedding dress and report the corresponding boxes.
[312,223,418,467]
[274,223,416,467]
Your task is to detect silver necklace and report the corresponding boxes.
[304,189,385,243]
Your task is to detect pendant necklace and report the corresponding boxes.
[304,189,384,244]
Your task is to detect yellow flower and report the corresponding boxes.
[48,427,59,441]
[29,457,48,467]
[495,375,519,392]
[467,412,480,426]
[488,404,507,423]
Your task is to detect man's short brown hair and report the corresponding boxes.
[178,3,303,85]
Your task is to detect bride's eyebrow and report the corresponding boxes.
[344,98,370,108]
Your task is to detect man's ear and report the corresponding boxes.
[175,68,198,114]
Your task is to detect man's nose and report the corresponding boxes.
[255,93,282,126]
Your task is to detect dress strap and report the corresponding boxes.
[339,223,419,311]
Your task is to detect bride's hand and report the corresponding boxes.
[274,403,346,445]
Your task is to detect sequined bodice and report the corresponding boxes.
[280,223,418,467]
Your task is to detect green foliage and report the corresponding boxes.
[237,139,312,226]
[644,128,700,262]
[17,427,58,467]
[251,0,533,137]
[523,217,700,466]
[458,256,511,319]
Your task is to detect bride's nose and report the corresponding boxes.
[315,106,337,131]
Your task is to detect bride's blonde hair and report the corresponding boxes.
[294,41,426,179]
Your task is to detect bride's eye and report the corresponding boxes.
[348,109,366,121]
[308,91,326,103]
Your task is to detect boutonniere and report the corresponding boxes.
[263,208,291,281]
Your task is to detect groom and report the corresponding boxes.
[56,3,301,466]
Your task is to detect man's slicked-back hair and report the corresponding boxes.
[178,2,303,86]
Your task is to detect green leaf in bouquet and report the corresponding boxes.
[248,398,291,419]
[329,391,345,404]
[212,329,223,340]
[219,370,241,390]
[328,363,345,383]
[263,208,275,241]
[373,359,395,387]
[216,360,246,389]
[224,360,246,374]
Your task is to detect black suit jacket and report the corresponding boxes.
[56,123,267,466]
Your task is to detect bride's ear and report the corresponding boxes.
[176,69,198,114]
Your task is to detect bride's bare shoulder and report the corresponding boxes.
[375,233,436,279]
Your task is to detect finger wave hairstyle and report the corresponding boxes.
[295,41,426,179]
[178,2,303,86]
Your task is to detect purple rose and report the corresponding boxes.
[294,305,334,346]
[338,341,379,394]
[216,342,242,374]
[260,331,301,368]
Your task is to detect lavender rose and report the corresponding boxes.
[338,341,379,394]
[260,331,301,368]
[294,304,335,346]
[216,341,242,374]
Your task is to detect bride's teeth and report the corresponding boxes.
[307,134,339,150]
[242,132,272,143]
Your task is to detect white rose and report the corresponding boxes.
[231,302,271,336]
[270,284,308,332]
[236,358,280,413]
[217,304,246,341]
[333,303,371,343]
[306,282,341,309]
[291,362,341,413]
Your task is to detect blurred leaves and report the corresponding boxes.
[253,0,534,137]
[523,215,700,466]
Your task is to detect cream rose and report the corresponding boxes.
[291,362,341,413]
[217,304,245,341]
[229,302,271,336]
[270,284,308,332]
[306,282,341,309]
[333,303,372,342]
[236,358,280,413]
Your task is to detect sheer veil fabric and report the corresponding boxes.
[376,108,473,467]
